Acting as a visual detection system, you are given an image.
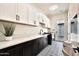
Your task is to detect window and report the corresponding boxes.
[71,19,77,34]
[58,23,64,37]
[71,14,77,34]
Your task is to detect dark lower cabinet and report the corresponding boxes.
[22,42,33,56]
[32,39,39,56]
[33,37,48,55]
[42,37,48,48]
[39,38,44,51]
[0,45,21,56]
[0,37,48,56]
[7,47,20,56]
[23,46,32,56]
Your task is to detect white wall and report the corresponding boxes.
[68,4,79,42]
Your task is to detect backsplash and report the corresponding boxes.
[0,21,48,40]
[13,24,41,38]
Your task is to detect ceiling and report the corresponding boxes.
[31,3,69,15]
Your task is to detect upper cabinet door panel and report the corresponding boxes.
[17,4,28,22]
[47,19,51,28]
[28,5,36,24]
[0,3,16,21]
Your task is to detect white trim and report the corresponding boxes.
[57,20,65,24]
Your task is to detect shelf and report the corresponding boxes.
[0,19,37,27]
[39,22,45,25]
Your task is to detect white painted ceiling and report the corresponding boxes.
[31,3,69,15]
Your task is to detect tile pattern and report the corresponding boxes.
[37,41,64,56]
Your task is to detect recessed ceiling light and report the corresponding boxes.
[49,5,58,11]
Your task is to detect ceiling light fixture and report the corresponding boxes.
[49,5,58,11]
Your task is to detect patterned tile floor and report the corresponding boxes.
[37,41,64,56]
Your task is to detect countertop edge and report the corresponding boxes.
[0,34,48,50]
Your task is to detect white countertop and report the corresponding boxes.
[0,34,48,50]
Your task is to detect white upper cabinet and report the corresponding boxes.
[0,3,16,21]
[27,5,40,26]
[17,3,28,22]
[28,5,36,25]
[45,17,51,28]
[0,3,51,27]
[39,13,45,23]
[38,12,51,28]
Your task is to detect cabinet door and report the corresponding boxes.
[17,3,28,22]
[0,45,21,56]
[32,39,39,56]
[45,17,51,28]
[22,42,33,56]
[42,37,48,48]
[38,38,43,51]
[7,47,20,56]
[48,20,51,28]
[28,5,35,25]
[0,3,16,21]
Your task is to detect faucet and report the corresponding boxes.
[39,29,43,35]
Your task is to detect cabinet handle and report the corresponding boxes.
[34,21,36,24]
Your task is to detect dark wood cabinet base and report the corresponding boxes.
[0,37,48,56]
